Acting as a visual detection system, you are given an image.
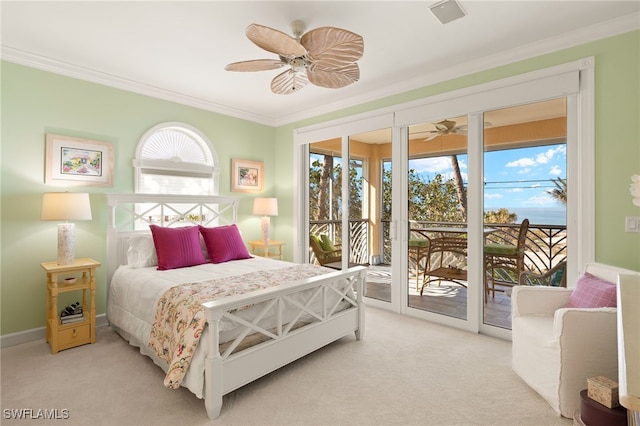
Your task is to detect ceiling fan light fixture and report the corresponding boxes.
[225,20,363,95]
[429,0,466,25]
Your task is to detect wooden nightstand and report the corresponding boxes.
[41,258,100,354]
[248,240,285,260]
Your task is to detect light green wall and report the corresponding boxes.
[2,30,639,337]
[1,62,276,335]
[274,30,640,271]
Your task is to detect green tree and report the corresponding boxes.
[382,165,464,223]
[309,154,363,221]
[547,177,567,205]
[484,208,518,224]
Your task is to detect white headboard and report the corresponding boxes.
[106,194,241,285]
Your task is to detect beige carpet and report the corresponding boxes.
[1,307,571,426]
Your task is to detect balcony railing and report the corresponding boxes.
[310,219,567,275]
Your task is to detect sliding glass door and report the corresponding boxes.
[295,59,590,338]
[482,99,568,329]
[406,116,469,321]
[304,120,396,308]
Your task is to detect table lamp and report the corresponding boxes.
[41,192,92,265]
[252,197,278,245]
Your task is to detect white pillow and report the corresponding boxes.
[127,235,158,268]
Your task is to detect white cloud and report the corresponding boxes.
[506,158,536,168]
[507,145,567,170]
[508,188,524,193]
[442,171,468,182]
[484,193,503,199]
[524,194,555,206]
[411,157,451,173]
[549,165,562,176]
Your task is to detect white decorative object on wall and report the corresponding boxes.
[631,174,640,206]
[41,192,92,265]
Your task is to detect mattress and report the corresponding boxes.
[107,256,336,397]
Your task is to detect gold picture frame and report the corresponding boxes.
[231,159,263,193]
[45,134,114,186]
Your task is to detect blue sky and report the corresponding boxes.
[410,143,567,210]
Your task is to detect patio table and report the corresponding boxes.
[411,226,497,293]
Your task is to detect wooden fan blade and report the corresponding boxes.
[434,120,457,131]
[270,69,309,95]
[246,23,306,58]
[301,27,364,69]
[307,63,359,89]
[225,59,286,72]
[423,131,441,141]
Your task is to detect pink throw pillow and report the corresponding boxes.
[199,224,252,264]
[149,225,206,270]
[565,272,617,308]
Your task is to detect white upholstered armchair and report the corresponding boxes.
[511,262,640,418]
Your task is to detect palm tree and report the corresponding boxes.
[450,155,467,220]
[547,177,567,205]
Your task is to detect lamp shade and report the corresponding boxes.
[252,197,278,216]
[41,192,92,221]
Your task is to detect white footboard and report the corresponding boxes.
[202,266,366,419]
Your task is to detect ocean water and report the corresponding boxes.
[486,207,566,226]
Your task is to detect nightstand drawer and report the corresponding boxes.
[58,323,90,350]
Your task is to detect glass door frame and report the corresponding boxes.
[294,57,595,338]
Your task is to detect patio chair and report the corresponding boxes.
[420,235,468,294]
[484,218,529,300]
[519,260,567,288]
[408,238,430,290]
[309,234,342,268]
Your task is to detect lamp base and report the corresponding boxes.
[260,216,271,245]
[57,222,75,265]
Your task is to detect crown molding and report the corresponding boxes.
[2,12,638,128]
[0,46,277,126]
[274,12,640,126]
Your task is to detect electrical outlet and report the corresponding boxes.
[625,216,640,232]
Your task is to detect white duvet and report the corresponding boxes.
[107,256,295,398]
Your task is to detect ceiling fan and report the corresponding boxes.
[225,20,364,95]
[422,119,492,141]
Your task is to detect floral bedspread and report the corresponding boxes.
[148,264,330,389]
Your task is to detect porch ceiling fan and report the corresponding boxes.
[421,119,493,141]
[225,20,364,95]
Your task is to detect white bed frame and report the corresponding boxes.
[106,194,366,419]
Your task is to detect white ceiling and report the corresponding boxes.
[2,1,639,127]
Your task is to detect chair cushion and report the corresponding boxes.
[310,234,322,248]
[484,243,518,255]
[565,272,616,308]
[319,234,337,252]
[550,268,565,287]
[409,239,430,248]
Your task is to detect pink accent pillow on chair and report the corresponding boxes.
[199,224,252,264]
[149,225,206,270]
[564,272,617,308]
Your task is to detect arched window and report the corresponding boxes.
[134,122,219,194]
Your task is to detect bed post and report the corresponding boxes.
[203,307,223,419]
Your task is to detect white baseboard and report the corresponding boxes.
[0,314,108,348]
